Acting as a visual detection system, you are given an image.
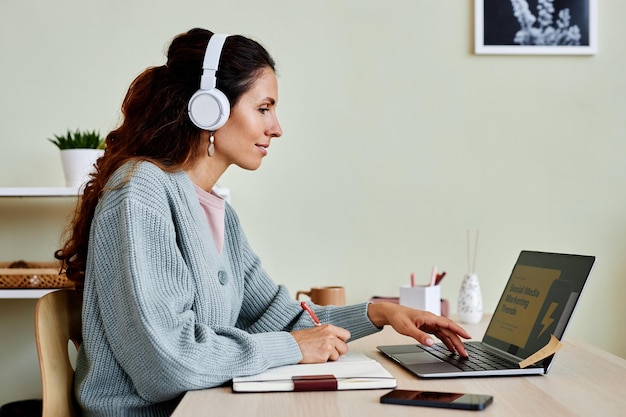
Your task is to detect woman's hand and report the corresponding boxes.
[368,302,471,357]
[291,324,351,363]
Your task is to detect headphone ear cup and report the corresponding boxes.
[188,88,230,131]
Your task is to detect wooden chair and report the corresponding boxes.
[35,289,83,417]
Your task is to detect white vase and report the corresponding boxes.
[60,149,104,189]
[457,273,483,324]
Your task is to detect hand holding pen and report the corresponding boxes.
[291,301,351,363]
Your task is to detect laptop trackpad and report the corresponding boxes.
[393,351,443,365]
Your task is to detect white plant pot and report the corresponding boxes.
[60,149,104,189]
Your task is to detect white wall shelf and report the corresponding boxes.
[0,289,56,299]
[0,189,78,295]
[0,187,80,197]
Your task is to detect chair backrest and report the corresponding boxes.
[35,289,83,417]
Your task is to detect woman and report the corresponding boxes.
[55,28,470,416]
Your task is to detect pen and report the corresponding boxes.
[410,272,415,287]
[429,266,438,286]
[435,271,446,286]
[301,301,321,326]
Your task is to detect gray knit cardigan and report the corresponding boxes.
[74,161,380,416]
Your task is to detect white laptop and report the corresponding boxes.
[378,251,595,378]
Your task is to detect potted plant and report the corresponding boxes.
[48,129,105,188]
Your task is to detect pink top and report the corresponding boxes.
[193,184,225,254]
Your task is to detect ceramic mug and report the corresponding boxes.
[296,286,346,306]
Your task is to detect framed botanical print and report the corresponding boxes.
[475,0,598,55]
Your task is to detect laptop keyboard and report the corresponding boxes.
[424,343,521,372]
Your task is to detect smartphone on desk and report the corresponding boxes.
[380,389,493,411]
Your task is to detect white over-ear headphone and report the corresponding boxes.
[188,33,231,130]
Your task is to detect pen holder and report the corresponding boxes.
[399,285,441,316]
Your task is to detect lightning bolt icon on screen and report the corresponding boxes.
[539,302,559,337]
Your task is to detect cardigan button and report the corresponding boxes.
[218,270,228,285]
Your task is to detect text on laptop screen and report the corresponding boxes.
[484,263,580,359]
[488,265,561,347]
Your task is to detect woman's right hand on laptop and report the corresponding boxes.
[367,303,471,358]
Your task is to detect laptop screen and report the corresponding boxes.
[482,251,595,360]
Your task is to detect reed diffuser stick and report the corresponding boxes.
[467,229,471,273]
[466,229,479,273]
[473,229,480,274]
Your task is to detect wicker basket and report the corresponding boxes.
[0,261,75,289]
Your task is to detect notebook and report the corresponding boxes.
[232,351,396,392]
[378,251,595,378]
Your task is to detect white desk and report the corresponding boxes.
[172,316,626,416]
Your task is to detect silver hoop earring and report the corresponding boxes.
[207,133,215,157]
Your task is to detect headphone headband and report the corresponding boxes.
[188,33,231,131]
[200,33,229,90]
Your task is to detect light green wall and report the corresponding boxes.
[1,0,624,405]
